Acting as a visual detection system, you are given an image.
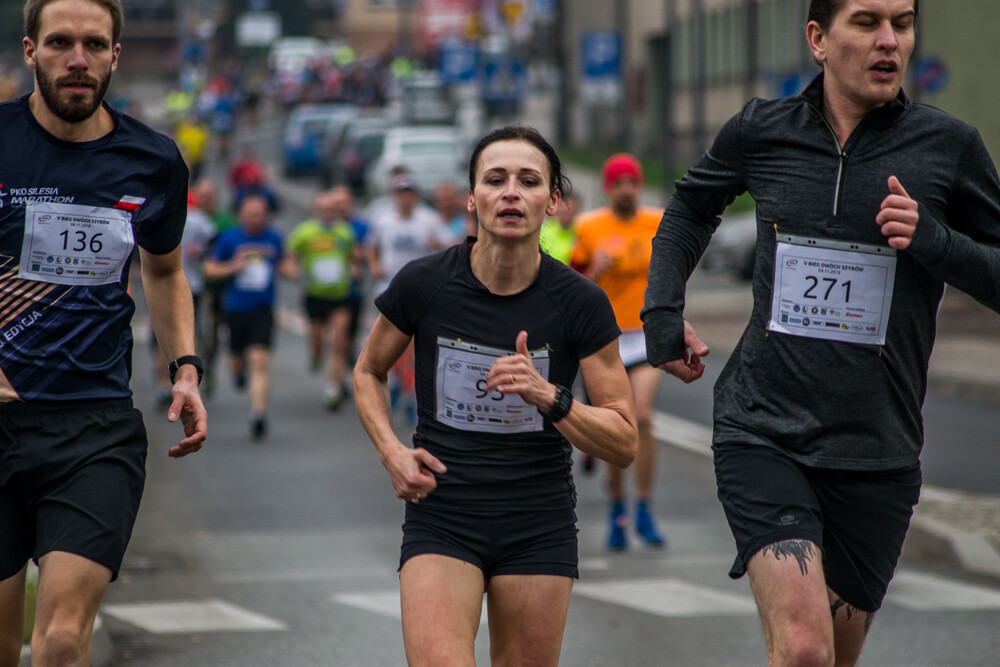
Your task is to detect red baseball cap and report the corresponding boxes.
[601,153,643,190]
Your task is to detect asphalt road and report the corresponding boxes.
[91,112,1000,666]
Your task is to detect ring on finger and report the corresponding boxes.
[508,374,516,385]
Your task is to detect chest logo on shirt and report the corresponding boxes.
[0,185,75,208]
[114,196,146,212]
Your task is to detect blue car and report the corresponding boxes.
[282,104,348,176]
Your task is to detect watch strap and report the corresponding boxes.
[540,384,573,423]
[169,355,204,385]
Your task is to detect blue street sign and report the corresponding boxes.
[440,41,478,83]
[582,30,621,79]
[580,30,621,103]
[482,56,525,105]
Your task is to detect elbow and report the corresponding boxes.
[615,429,639,469]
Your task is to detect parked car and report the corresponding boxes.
[393,72,455,125]
[335,116,397,197]
[700,210,757,281]
[281,104,345,177]
[366,124,467,198]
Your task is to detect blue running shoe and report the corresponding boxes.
[606,500,628,551]
[635,501,666,547]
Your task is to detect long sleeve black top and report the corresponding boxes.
[642,74,1000,470]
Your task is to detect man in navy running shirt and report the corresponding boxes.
[0,1,207,664]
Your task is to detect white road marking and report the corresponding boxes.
[652,411,713,457]
[102,599,287,634]
[886,570,1000,611]
[333,591,489,625]
[573,578,758,617]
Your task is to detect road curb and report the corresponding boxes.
[905,516,1000,581]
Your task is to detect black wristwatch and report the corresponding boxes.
[168,355,204,385]
[540,384,573,423]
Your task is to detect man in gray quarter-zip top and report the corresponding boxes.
[642,1,1000,665]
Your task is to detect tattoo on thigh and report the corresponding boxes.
[762,540,815,575]
[830,597,876,634]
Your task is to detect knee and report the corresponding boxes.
[773,632,835,667]
[635,411,653,433]
[34,622,90,665]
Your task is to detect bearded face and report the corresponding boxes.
[34,56,112,123]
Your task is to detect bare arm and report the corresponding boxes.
[485,332,638,468]
[139,246,207,458]
[353,315,446,501]
[202,250,245,281]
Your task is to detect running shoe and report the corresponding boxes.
[606,500,628,551]
[635,501,666,548]
[249,413,267,440]
[323,384,343,411]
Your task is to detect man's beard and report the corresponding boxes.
[35,60,112,124]
[612,196,637,219]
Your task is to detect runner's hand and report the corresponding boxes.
[488,331,555,411]
[167,374,207,458]
[877,176,919,250]
[657,320,709,384]
[383,445,446,501]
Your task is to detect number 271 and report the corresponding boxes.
[803,276,852,302]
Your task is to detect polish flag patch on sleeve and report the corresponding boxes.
[114,195,146,212]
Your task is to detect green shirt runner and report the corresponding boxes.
[287,218,357,300]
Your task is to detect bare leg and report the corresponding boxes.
[400,555,484,667]
[487,574,573,667]
[32,552,112,667]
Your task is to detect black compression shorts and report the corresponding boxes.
[0,399,147,581]
[303,294,351,322]
[714,442,921,611]
[226,307,274,353]
[400,505,579,580]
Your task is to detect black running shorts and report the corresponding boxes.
[714,442,921,612]
[0,399,147,581]
[400,504,579,580]
[226,307,274,353]
[303,294,351,323]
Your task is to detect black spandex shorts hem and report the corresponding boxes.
[399,504,579,581]
[0,398,147,582]
[304,294,352,322]
[713,442,921,612]
[226,307,274,353]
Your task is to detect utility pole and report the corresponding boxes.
[615,0,630,149]
[555,0,570,147]
[692,0,706,160]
